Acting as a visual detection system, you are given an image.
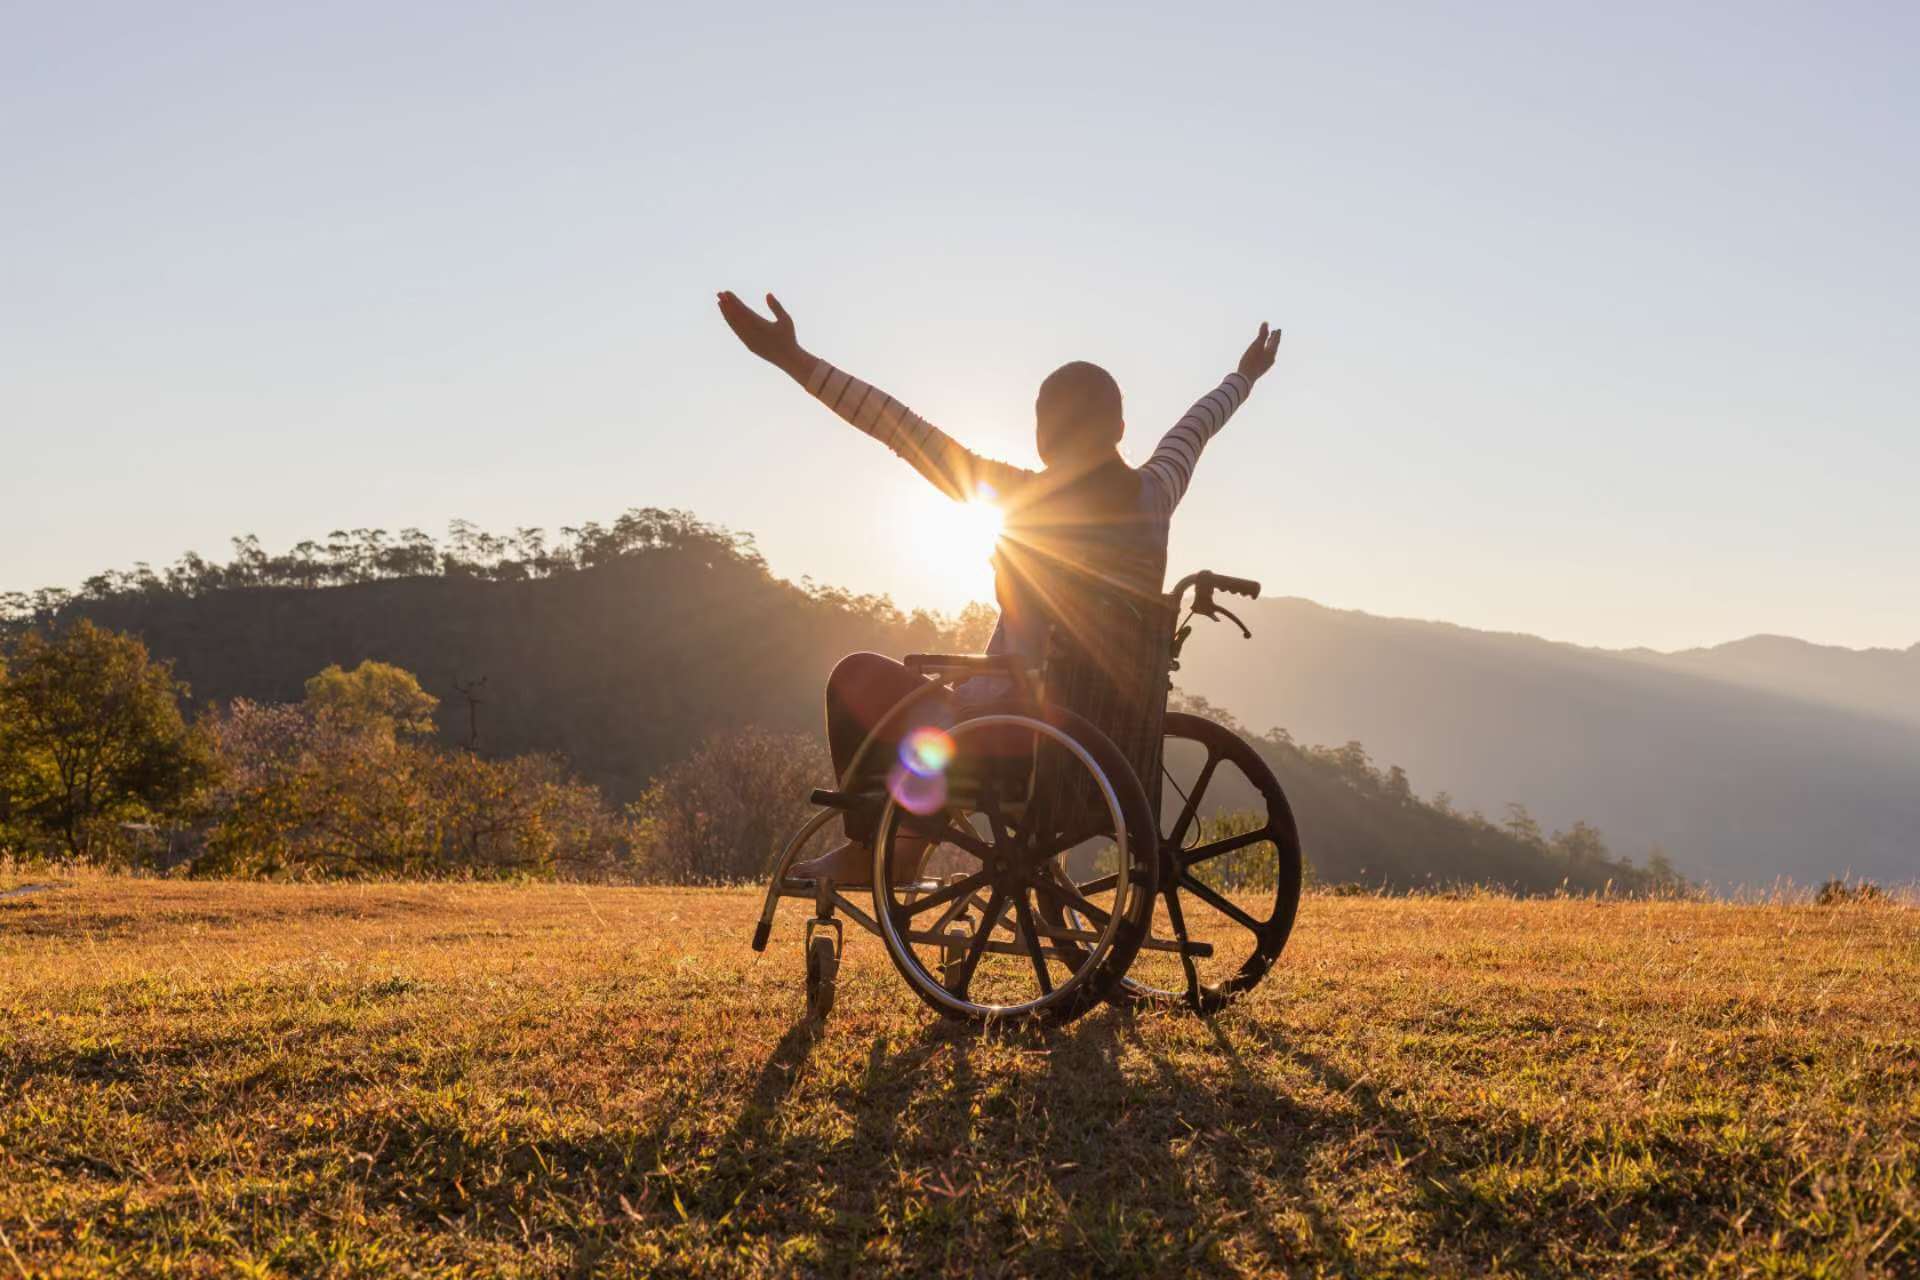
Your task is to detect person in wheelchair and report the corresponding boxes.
[717,289,1283,887]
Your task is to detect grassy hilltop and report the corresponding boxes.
[1,877,1915,1277]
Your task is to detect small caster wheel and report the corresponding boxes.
[805,925,840,1020]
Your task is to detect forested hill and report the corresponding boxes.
[6,511,1652,894]
[17,514,971,803]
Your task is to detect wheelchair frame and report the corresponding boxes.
[749,569,1302,1024]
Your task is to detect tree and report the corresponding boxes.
[199,684,627,880]
[0,621,212,858]
[1552,820,1610,864]
[949,601,999,653]
[629,728,830,882]
[1503,802,1544,847]
[304,660,439,742]
[1645,846,1687,896]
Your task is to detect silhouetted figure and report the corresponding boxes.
[718,290,1282,884]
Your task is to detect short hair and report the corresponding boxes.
[1035,361,1123,465]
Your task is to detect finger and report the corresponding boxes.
[766,293,791,326]
[722,292,769,324]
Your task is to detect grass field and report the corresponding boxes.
[1,875,1915,1277]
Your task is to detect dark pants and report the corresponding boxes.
[824,652,948,783]
[824,653,952,842]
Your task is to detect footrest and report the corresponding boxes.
[810,786,890,817]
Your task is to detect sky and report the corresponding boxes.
[3,1,1915,652]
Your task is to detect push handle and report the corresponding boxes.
[1167,569,1262,645]
[1208,573,1261,599]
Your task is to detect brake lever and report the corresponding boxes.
[1214,605,1252,640]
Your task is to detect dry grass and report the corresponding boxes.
[1,874,1915,1277]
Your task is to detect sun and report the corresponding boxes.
[897,485,1003,604]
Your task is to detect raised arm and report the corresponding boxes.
[1140,322,1282,516]
[716,290,1032,503]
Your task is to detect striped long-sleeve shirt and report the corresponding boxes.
[802,358,1253,675]
[804,358,1250,519]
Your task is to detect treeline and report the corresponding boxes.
[0,508,993,650]
[0,618,1674,894]
[0,623,605,875]
[0,620,826,879]
[0,509,750,620]
[2,508,1678,891]
[6,511,992,803]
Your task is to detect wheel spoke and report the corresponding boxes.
[945,887,1008,996]
[1031,872,1112,926]
[1075,871,1120,898]
[934,823,995,860]
[1012,890,1054,995]
[898,868,993,917]
[1178,873,1268,934]
[1161,882,1204,1007]
[1180,827,1275,868]
[1166,751,1220,849]
[928,880,987,934]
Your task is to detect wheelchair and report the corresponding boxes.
[750,570,1304,1026]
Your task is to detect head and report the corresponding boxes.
[1034,361,1123,469]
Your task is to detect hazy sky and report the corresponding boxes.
[4,1,1915,652]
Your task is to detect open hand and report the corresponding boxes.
[1236,322,1283,384]
[717,290,806,376]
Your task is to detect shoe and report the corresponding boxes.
[790,841,873,887]
[789,838,930,889]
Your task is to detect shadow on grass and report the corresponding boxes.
[35,996,1894,1276]
[291,1009,1481,1273]
[678,1010,1373,1273]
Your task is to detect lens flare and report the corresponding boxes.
[888,726,956,816]
[899,726,956,779]
[887,762,948,816]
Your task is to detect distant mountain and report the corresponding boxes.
[1172,599,1920,888]
[1621,635,1920,729]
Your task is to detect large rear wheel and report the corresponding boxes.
[1117,712,1303,1011]
[871,704,1158,1026]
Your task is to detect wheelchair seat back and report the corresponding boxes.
[1031,576,1177,834]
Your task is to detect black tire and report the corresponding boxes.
[1115,712,1303,1011]
[871,701,1159,1027]
[805,933,838,1020]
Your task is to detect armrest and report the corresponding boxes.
[902,654,1030,675]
